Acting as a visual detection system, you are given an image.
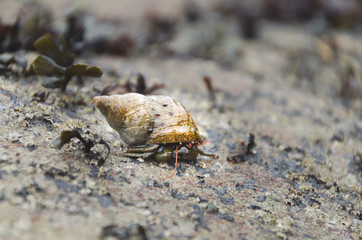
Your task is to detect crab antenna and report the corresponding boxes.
[196,140,211,147]
[161,146,178,180]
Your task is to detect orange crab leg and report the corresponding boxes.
[188,140,210,149]
[161,146,178,180]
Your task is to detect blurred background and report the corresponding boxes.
[1,1,361,239]
[1,0,362,101]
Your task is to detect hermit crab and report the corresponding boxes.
[93,93,215,179]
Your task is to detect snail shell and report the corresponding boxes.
[93,93,204,146]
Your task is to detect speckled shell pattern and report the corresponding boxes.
[93,93,203,146]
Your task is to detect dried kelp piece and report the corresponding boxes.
[53,130,85,150]
[100,224,147,240]
[88,34,134,56]
[145,13,177,44]
[64,14,85,54]
[32,55,65,76]
[38,62,102,90]
[131,73,165,94]
[339,66,362,100]
[227,133,256,163]
[184,1,202,22]
[93,83,121,96]
[245,133,256,154]
[235,3,259,39]
[40,76,68,89]
[28,34,103,90]
[34,33,74,67]
[30,55,68,89]
[203,76,217,101]
[94,73,165,96]
[0,17,21,53]
[84,66,104,77]
[53,129,110,166]
[65,64,103,77]
[32,91,49,102]
[202,75,228,112]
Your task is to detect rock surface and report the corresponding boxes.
[0,0,361,239]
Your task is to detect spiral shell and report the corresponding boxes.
[93,93,204,146]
